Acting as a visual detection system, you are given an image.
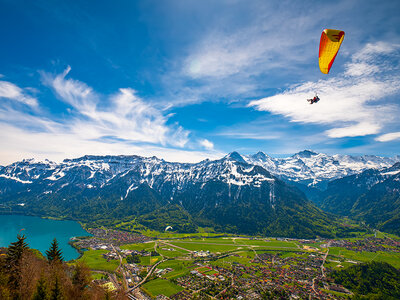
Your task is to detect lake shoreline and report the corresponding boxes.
[0,214,92,261]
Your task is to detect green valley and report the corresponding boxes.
[68,229,400,299]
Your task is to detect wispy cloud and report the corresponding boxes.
[183,7,319,79]
[0,80,38,107]
[41,67,189,147]
[42,66,97,117]
[344,42,399,77]
[249,42,400,139]
[0,68,225,165]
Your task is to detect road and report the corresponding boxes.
[320,243,330,278]
[111,244,129,290]
[311,242,330,294]
[126,257,167,294]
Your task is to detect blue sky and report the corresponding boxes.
[1,0,400,164]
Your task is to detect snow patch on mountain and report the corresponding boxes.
[381,170,400,176]
[0,174,32,184]
[125,183,138,199]
[46,171,65,181]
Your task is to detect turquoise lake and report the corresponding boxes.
[0,215,91,261]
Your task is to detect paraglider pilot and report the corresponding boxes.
[307,95,320,104]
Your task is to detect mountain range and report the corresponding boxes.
[319,162,400,235]
[0,150,399,237]
[238,150,400,188]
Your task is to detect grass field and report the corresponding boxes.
[91,272,107,280]
[159,259,194,279]
[77,250,119,272]
[157,246,187,258]
[142,278,183,297]
[234,239,299,248]
[120,241,155,251]
[168,241,242,252]
[139,255,161,266]
[328,247,400,268]
[211,251,255,267]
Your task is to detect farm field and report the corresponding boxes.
[78,250,119,272]
[141,278,183,298]
[157,247,187,258]
[120,241,155,251]
[159,259,194,280]
[139,255,161,266]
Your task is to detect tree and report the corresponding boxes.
[32,276,48,300]
[126,254,140,264]
[49,277,63,300]
[5,234,29,292]
[5,234,29,269]
[45,239,63,263]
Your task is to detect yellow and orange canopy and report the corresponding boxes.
[319,29,345,74]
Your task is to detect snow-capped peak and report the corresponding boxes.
[225,151,247,164]
[292,150,318,158]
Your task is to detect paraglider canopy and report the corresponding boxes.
[319,29,345,74]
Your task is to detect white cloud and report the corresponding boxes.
[41,67,189,147]
[199,139,214,150]
[185,34,269,78]
[376,132,400,142]
[182,2,329,80]
[0,67,221,165]
[249,42,400,139]
[344,42,399,77]
[0,80,38,107]
[350,42,397,63]
[0,123,223,165]
[325,122,381,138]
[344,62,379,77]
[41,66,97,117]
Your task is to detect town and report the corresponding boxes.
[71,230,400,299]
